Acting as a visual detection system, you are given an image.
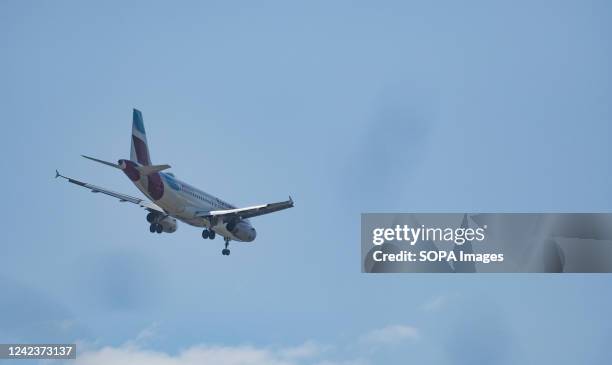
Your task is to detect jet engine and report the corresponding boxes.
[159,216,178,233]
[146,212,178,233]
[226,219,256,242]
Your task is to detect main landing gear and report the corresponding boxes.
[222,238,231,256]
[149,223,163,234]
[147,213,163,234]
[202,229,216,240]
[202,229,230,256]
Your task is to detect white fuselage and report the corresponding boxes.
[127,166,256,242]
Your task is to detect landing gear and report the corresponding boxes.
[221,238,231,256]
[202,229,216,240]
[150,223,163,233]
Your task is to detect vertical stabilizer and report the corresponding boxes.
[130,109,152,166]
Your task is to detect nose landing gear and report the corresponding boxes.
[222,238,231,256]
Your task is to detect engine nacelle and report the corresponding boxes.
[146,212,157,223]
[159,216,178,233]
[146,212,178,233]
[230,221,256,242]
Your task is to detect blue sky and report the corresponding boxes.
[1,1,611,364]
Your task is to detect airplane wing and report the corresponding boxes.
[197,197,294,220]
[55,170,165,213]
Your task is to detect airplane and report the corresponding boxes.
[56,109,294,256]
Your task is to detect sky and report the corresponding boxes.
[1,0,611,364]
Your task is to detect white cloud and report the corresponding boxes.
[71,343,362,365]
[421,295,447,312]
[129,322,160,346]
[360,324,420,345]
[69,323,428,365]
[74,345,298,365]
[279,341,328,359]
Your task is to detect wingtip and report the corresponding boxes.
[55,169,60,178]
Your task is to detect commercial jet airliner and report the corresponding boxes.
[56,109,294,256]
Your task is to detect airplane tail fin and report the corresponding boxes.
[130,109,152,166]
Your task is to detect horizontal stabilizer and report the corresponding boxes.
[82,155,121,169]
[135,164,171,175]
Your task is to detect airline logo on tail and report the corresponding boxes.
[131,109,151,166]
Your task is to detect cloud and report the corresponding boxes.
[71,342,361,365]
[360,325,420,345]
[421,295,448,312]
[74,345,294,365]
[69,323,428,365]
[278,341,328,359]
[124,322,160,348]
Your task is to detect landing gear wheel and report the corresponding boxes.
[149,224,156,233]
[155,224,163,234]
[209,230,216,240]
[222,238,231,256]
[202,229,209,239]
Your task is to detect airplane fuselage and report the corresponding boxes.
[119,159,257,242]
